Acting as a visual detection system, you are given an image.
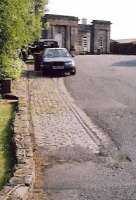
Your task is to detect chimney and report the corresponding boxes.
[81,18,87,24]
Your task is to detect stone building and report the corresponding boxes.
[91,20,111,54]
[42,14,111,54]
[78,20,91,53]
[42,14,78,51]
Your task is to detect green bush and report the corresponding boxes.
[0,0,48,80]
[0,56,23,80]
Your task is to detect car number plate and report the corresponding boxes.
[53,66,64,69]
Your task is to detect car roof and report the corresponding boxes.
[39,39,58,42]
[45,48,67,50]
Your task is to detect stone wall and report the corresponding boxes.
[0,70,34,200]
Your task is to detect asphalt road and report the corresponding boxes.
[61,55,136,199]
[65,55,136,163]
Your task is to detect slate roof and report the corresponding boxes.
[115,39,136,44]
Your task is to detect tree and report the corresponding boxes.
[0,0,47,79]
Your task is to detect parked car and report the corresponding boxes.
[29,39,59,55]
[38,39,59,48]
[41,48,76,75]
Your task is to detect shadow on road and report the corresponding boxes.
[23,69,70,79]
[112,59,136,67]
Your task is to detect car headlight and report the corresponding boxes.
[65,61,74,66]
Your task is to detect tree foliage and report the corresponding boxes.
[0,0,47,79]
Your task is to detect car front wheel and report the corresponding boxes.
[70,68,76,75]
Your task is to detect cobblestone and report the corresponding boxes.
[28,70,101,199]
[29,76,98,155]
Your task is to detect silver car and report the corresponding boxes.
[41,48,76,75]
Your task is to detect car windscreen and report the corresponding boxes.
[44,49,70,58]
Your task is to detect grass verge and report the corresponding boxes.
[0,102,16,190]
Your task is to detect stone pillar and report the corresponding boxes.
[106,30,110,53]
[70,26,78,52]
[51,25,54,38]
[93,29,98,54]
[46,25,53,39]
[66,26,71,50]
[51,26,55,39]
[91,20,111,54]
